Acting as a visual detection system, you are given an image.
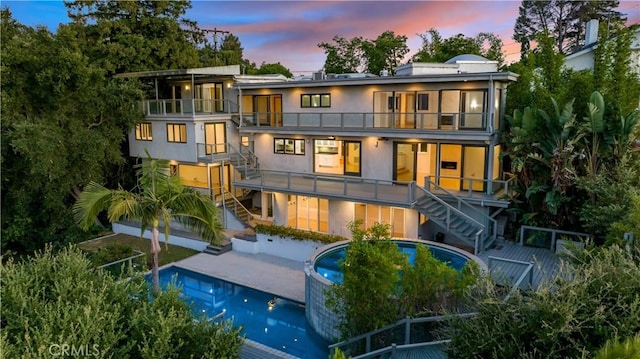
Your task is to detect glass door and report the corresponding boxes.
[394,143,416,183]
[254,96,269,125]
[204,123,226,155]
[344,141,361,176]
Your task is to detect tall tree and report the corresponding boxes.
[73,155,224,292]
[412,29,504,66]
[513,0,624,56]
[199,33,245,67]
[256,62,293,78]
[1,9,143,254]
[65,0,203,74]
[318,35,364,74]
[361,30,409,75]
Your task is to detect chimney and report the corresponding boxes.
[585,19,599,46]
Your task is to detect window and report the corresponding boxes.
[167,124,187,143]
[274,138,305,155]
[135,123,152,141]
[301,94,331,108]
[417,93,429,110]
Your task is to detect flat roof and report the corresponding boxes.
[115,65,241,79]
[236,71,519,89]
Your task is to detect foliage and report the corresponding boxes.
[318,35,364,74]
[446,245,640,358]
[254,223,346,244]
[0,9,144,254]
[607,192,640,244]
[400,245,479,317]
[513,0,624,56]
[256,62,293,78]
[326,222,480,339]
[73,153,223,292]
[412,29,504,66]
[593,333,640,359]
[89,243,135,266]
[65,0,203,75]
[325,222,403,338]
[330,347,349,359]
[361,30,409,75]
[1,246,243,358]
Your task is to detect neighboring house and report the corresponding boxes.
[564,19,640,77]
[121,56,519,254]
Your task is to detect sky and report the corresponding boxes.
[4,0,640,75]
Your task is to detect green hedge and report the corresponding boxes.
[254,224,346,244]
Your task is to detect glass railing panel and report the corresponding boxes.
[416,113,439,130]
[373,113,392,128]
[319,113,342,127]
[459,113,485,129]
[298,113,319,127]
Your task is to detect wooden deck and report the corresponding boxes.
[234,171,508,208]
[477,240,561,289]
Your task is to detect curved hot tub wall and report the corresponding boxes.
[304,238,487,342]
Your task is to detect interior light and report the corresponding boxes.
[185,85,191,91]
[471,100,478,110]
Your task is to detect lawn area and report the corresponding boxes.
[78,233,199,267]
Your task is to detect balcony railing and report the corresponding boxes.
[241,112,490,131]
[425,175,515,199]
[140,99,238,116]
[237,170,417,205]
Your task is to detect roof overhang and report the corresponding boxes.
[115,65,241,79]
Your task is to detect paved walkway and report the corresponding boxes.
[173,251,306,303]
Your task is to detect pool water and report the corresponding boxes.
[156,266,329,358]
[315,242,470,283]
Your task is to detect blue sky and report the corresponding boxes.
[4,1,639,75]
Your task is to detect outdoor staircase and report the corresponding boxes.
[203,239,233,255]
[413,181,496,254]
[222,190,254,228]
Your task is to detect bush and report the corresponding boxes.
[90,243,134,266]
[446,245,640,358]
[254,223,346,244]
[1,246,243,358]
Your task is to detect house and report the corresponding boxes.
[564,19,640,77]
[120,56,519,254]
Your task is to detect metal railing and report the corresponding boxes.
[329,313,477,358]
[240,111,490,131]
[414,186,485,253]
[519,225,592,251]
[426,174,515,198]
[221,189,255,225]
[141,99,238,116]
[97,250,146,277]
[422,178,497,252]
[240,170,417,205]
[487,256,535,299]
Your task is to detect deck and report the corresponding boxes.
[233,170,509,208]
[477,240,561,289]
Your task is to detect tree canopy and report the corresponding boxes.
[1,8,143,254]
[513,0,624,56]
[412,29,505,66]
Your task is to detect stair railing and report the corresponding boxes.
[414,186,484,253]
[423,178,497,250]
[221,188,254,226]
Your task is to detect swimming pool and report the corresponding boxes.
[157,266,329,358]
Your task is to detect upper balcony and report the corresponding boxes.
[141,99,239,119]
[238,111,495,140]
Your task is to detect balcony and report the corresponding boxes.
[140,99,239,117]
[240,111,491,132]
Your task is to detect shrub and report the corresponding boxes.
[1,246,243,358]
[446,245,640,358]
[254,223,346,244]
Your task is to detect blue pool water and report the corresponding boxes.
[156,266,329,358]
[315,242,470,283]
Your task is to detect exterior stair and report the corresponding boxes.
[414,183,496,254]
[221,189,255,229]
[203,239,232,255]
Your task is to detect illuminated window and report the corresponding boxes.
[167,123,187,143]
[301,94,331,108]
[135,123,153,141]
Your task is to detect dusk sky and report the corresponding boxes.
[4,1,640,75]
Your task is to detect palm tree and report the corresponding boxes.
[73,154,223,292]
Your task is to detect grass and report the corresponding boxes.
[78,233,199,268]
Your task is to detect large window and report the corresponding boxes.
[167,124,187,143]
[204,122,226,154]
[301,94,331,108]
[354,203,406,237]
[274,138,305,155]
[287,195,328,232]
[135,123,152,141]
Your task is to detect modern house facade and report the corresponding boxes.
[122,56,519,254]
